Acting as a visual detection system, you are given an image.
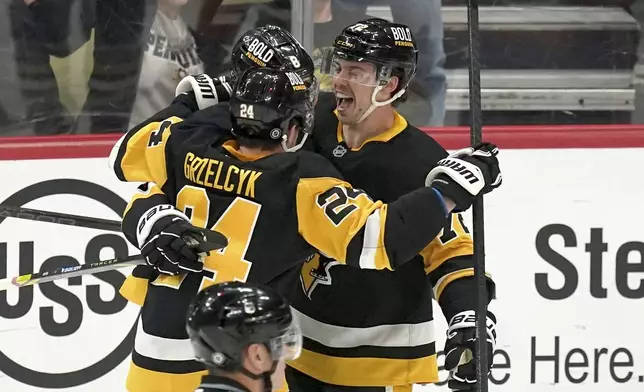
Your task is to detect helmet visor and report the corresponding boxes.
[268,311,302,361]
[319,48,392,87]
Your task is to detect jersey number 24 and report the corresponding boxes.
[153,185,260,292]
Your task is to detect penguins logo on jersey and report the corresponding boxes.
[299,254,340,299]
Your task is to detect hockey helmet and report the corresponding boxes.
[319,18,418,117]
[230,25,318,129]
[229,67,312,152]
[186,281,301,390]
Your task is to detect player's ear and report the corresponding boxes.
[245,343,273,373]
[387,76,400,92]
[377,76,400,100]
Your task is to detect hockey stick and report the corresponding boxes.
[0,254,145,291]
[466,0,490,391]
[0,232,228,292]
[0,204,229,250]
[0,205,121,232]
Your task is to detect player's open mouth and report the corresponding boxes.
[335,92,354,112]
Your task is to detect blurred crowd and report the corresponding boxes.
[0,0,643,136]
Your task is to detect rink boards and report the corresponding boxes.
[0,130,643,391]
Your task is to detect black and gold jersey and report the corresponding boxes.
[108,96,453,392]
[288,93,493,387]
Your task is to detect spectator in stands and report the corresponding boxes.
[74,0,157,134]
[128,0,208,129]
[9,0,156,135]
[8,0,227,135]
[7,0,90,135]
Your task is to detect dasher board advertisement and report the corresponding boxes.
[0,131,643,391]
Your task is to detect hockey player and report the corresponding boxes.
[109,66,502,392]
[284,18,499,392]
[186,281,301,392]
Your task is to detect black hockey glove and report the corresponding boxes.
[425,142,502,212]
[174,73,233,111]
[444,310,497,391]
[140,214,208,276]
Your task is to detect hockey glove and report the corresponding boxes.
[139,207,209,275]
[425,142,502,212]
[175,73,233,110]
[444,310,497,391]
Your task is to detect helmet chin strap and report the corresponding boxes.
[238,361,278,392]
[281,131,309,152]
[356,81,407,124]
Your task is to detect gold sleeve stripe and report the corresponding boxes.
[119,274,149,306]
[120,116,182,186]
[422,212,473,274]
[421,240,473,274]
[422,235,473,274]
[433,268,474,301]
[122,183,165,217]
[296,177,391,270]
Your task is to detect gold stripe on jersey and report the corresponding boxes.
[126,361,206,392]
[335,110,407,150]
[422,212,473,274]
[289,349,438,387]
[222,140,272,161]
[434,268,474,301]
[296,177,391,270]
[118,116,183,186]
[119,275,148,306]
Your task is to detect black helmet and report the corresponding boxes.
[230,25,318,132]
[321,18,418,98]
[230,25,317,91]
[186,281,301,391]
[229,67,312,152]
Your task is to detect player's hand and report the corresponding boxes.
[425,142,502,212]
[444,310,497,391]
[175,73,233,110]
[140,215,208,275]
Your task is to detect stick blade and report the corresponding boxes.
[195,229,228,252]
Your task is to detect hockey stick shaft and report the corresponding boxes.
[0,229,229,292]
[0,205,121,232]
[0,254,145,292]
[0,205,229,250]
[466,0,489,391]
